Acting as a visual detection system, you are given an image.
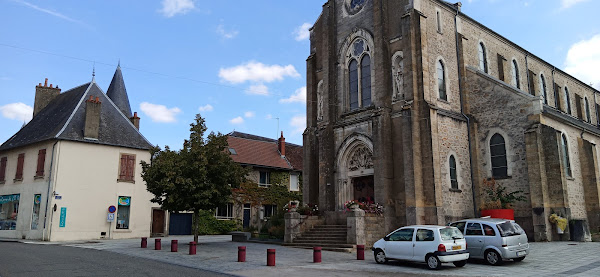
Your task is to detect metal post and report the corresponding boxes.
[189,242,197,255]
[238,246,246,262]
[313,247,322,263]
[141,237,147,248]
[171,240,178,252]
[357,245,365,260]
[267,249,276,266]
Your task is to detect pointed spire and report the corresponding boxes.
[106,64,132,118]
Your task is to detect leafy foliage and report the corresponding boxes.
[141,114,246,241]
[482,178,527,209]
[193,210,240,235]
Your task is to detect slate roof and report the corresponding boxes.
[227,131,302,171]
[0,80,153,151]
[106,65,133,118]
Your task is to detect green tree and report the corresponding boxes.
[141,114,246,242]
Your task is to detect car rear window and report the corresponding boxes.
[439,227,464,241]
[497,221,525,237]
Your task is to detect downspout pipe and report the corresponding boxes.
[42,141,58,241]
[453,8,478,216]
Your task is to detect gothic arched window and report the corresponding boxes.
[585,97,591,122]
[449,155,458,190]
[490,133,508,178]
[478,42,488,73]
[437,60,447,100]
[564,87,571,114]
[511,59,520,89]
[561,134,572,177]
[540,74,548,104]
[347,38,372,110]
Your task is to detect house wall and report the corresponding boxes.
[46,141,157,241]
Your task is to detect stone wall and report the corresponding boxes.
[364,214,387,247]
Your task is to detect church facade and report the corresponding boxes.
[303,0,599,243]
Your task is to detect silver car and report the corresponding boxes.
[449,217,529,265]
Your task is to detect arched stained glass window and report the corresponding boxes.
[361,55,372,106]
[561,134,572,177]
[437,60,447,100]
[511,60,520,89]
[540,74,547,104]
[490,133,508,178]
[564,87,571,114]
[585,97,591,122]
[478,42,488,73]
[349,59,359,110]
[449,155,458,190]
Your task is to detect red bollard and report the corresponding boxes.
[357,245,365,260]
[141,237,147,248]
[238,246,246,262]
[171,240,178,252]
[189,242,197,255]
[266,249,276,266]
[313,247,322,263]
[155,238,161,250]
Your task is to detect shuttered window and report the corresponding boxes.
[0,157,7,182]
[119,154,136,182]
[36,149,46,177]
[15,153,25,180]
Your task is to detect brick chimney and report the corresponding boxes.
[34,78,61,117]
[278,131,286,157]
[84,96,101,139]
[130,112,140,130]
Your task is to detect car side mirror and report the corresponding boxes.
[384,236,390,241]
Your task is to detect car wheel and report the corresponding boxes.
[374,249,387,264]
[426,254,441,270]
[453,260,467,267]
[513,257,525,262]
[484,249,503,266]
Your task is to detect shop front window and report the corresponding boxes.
[31,194,41,230]
[0,194,20,230]
[116,196,131,229]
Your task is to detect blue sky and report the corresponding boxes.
[1,0,599,149]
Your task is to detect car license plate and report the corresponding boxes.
[517,251,526,257]
[452,245,461,250]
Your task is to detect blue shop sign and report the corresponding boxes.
[0,194,20,204]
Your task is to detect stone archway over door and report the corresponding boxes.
[336,135,374,210]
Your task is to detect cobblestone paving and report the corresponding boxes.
[25,236,600,277]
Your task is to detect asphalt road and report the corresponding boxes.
[0,242,233,277]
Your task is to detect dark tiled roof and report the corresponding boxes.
[106,66,132,118]
[0,81,152,151]
[227,131,303,171]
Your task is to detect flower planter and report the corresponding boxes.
[480,209,514,220]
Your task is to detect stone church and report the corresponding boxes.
[302,0,599,243]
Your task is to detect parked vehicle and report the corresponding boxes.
[372,225,469,270]
[449,217,529,265]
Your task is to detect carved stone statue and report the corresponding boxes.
[317,80,324,121]
[392,52,404,102]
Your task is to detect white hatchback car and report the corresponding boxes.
[372,225,469,270]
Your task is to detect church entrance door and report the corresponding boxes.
[353,175,374,204]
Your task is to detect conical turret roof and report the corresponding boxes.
[106,65,132,118]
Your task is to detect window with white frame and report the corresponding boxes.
[437,59,447,100]
[478,42,488,73]
[290,174,299,191]
[263,204,277,218]
[347,38,372,110]
[259,171,271,187]
[511,59,520,89]
[215,203,233,219]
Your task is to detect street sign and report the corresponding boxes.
[59,207,67,227]
[108,205,116,213]
[107,213,115,222]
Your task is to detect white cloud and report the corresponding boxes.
[140,102,181,123]
[219,61,300,84]
[245,84,270,96]
[265,114,273,120]
[198,104,213,112]
[230,116,244,124]
[11,0,87,26]
[159,0,195,18]
[280,86,306,104]
[244,111,255,118]
[293,22,312,41]
[564,34,600,90]
[0,102,32,122]
[560,0,589,9]
[290,115,306,135]
[216,23,239,39]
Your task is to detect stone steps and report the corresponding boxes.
[284,224,352,252]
